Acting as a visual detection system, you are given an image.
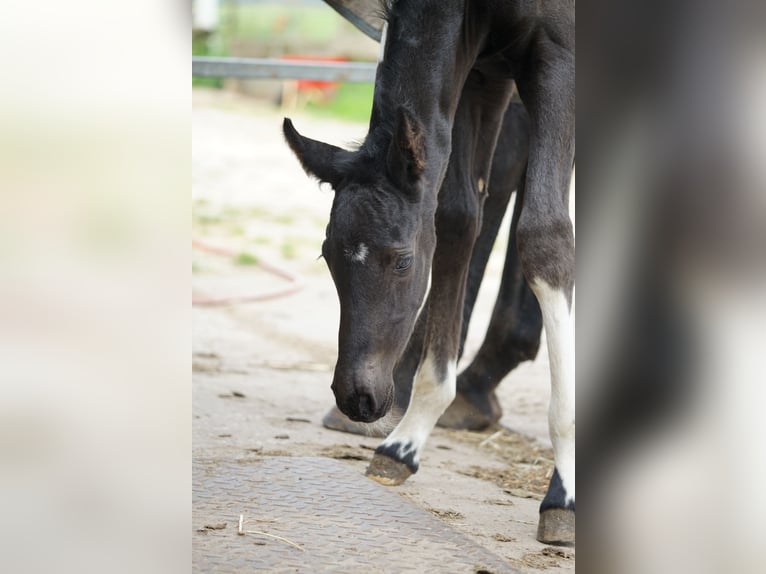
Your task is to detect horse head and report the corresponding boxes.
[283,109,434,422]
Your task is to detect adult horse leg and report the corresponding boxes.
[322,101,530,436]
[366,73,515,485]
[515,40,576,545]
[438,169,545,430]
[456,100,531,361]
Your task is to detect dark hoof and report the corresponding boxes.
[321,406,389,438]
[365,453,413,486]
[536,508,575,546]
[437,390,502,430]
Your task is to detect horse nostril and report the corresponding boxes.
[357,391,375,420]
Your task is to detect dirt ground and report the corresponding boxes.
[192,88,575,572]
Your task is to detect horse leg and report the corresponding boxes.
[456,100,530,359]
[438,102,535,430]
[516,42,576,545]
[366,73,515,485]
[438,168,545,430]
[322,101,529,436]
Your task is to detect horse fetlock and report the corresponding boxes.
[437,389,502,430]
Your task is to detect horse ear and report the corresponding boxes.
[283,118,345,187]
[386,107,425,196]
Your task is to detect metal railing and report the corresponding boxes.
[192,57,377,83]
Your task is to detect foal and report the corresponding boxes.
[285,1,575,545]
[321,101,541,435]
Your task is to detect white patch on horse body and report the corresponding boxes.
[378,22,388,63]
[532,280,576,504]
[380,354,456,465]
[344,243,369,263]
[478,177,485,193]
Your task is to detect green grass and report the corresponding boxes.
[192,31,224,89]
[305,83,374,123]
[280,242,297,260]
[234,252,259,266]
[195,214,223,225]
[218,5,339,46]
[247,206,273,218]
[193,4,374,121]
[273,213,296,225]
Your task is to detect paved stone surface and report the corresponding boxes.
[193,456,521,573]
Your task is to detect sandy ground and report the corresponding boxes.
[192,88,575,572]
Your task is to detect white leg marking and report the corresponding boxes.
[532,280,576,503]
[381,354,456,465]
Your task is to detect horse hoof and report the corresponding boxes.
[365,453,413,486]
[322,406,388,438]
[437,390,502,430]
[536,508,575,546]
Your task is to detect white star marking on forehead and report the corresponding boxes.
[343,243,369,264]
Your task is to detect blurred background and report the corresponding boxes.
[192,0,378,120]
[191,0,386,302]
[191,0,386,321]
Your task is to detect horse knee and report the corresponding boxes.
[486,302,542,364]
[436,193,481,247]
[516,213,574,290]
[506,316,543,361]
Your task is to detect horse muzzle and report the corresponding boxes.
[331,367,394,423]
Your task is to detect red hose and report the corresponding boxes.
[192,239,304,306]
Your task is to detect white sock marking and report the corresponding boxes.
[381,355,456,465]
[532,280,576,504]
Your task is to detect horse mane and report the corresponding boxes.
[377,0,396,25]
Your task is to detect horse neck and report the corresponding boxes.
[365,1,477,199]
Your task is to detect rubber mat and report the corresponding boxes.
[193,456,520,573]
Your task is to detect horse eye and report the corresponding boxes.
[395,254,413,271]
